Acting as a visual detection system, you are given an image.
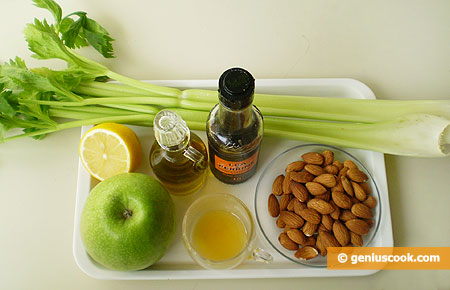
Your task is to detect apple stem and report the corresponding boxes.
[122,209,133,219]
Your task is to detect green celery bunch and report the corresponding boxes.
[0,0,449,158]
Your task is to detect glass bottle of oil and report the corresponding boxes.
[206,68,264,184]
[150,110,208,195]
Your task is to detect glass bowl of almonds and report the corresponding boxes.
[254,144,381,267]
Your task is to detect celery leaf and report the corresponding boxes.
[24,19,108,75]
[1,58,82,101]
[61,12,115,58]
[61,12,87,48]
[33,0,62,24]
[32,0,115,59]
[83,17,114,58]
[60,17,88,48]
[24,19,74,63]
[0,89,15,117]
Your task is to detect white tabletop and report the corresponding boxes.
[0,0,449,289]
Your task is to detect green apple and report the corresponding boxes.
[80,173,176,271]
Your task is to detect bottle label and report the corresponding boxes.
[214,151,259,176]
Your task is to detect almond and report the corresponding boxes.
[332,181,344,193]
[333,160,344,170]
[364,219,374,228]
[332,190,353,209]
[350,231,363,247]
[351,203,373,219]
[268,194,280,217]
[315,191,331,202]
[290,181,309,202]
[316,234,327,256]
[304,164,325,176]
[287,228,307,244]
[307,198,334,214]
[293,199,307,215]
[338,167,349,178]
[276,216,286,228]
[345,219,370,235]
[359,182,372,194]
[279,194,292,211]
[287,197,296,211]
[313,174,337,188]
[290,171,314,183]
[318,231,341,248]
[285,160,306,172]
[330,201,341,219]
[344,160,358,170]
[318,224,330,233]
[363,195,377,208]
[339,209,357,222]
[321,214,334,231]
[333,220,350,246]
[305,182,327,196]
[322,150,334,166]
[302,221,319,236]
[352,181,367,201]
[272,175,284,196]
[340,176,354,196]
[279,233,298,251]
[299,208,321,224]
[347,168,368,182]
[350,196,360,205]
[303,236,316,246]
[295,246,319,260]
[280,211,305,228]
[283,172,292,194]
[324,164,339,175]
[302,152,324,165]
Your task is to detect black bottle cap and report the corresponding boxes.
[218,67,255,110]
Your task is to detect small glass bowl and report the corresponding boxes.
[254,144,381,267]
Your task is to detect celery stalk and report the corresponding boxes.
[2,114,154,142]
[77,81,163,97]
[106,71,182,98]
[19,96,179,107]
[264,114,449,157]
[80,82,450,123]
[48,105,449,157]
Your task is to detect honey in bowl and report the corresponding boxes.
[192,210,247,261]
[182,193,272,269]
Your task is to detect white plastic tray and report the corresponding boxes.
[73,78,393,279]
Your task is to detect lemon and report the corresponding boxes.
[79,123,142,181]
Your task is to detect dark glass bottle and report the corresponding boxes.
[206,68,264,184]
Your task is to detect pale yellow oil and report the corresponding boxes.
[192,210,247,262]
